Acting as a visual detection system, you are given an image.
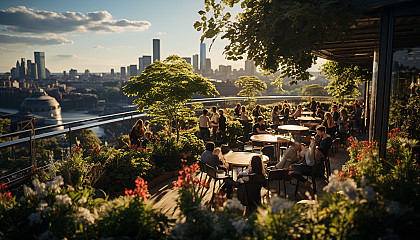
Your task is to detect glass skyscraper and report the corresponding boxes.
[200,43,206,74]
[34,52,46,79]
[153,39,160,62]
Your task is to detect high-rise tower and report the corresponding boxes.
[193,54,199,72]
[200,43,206,74]
[34,52,46,79]
[153,39,160,62]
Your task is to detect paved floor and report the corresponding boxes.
[150,142,352,217]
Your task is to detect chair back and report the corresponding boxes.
[311,157,326,178]
[242,174,266,207]
[205,164,217,179]
[198,161,207,173]
[268,169,292,182]
[262,145,275,161]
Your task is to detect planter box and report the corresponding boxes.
[152,154,182,171]
[148,170,178,189]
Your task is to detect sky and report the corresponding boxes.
[0,0,324,73]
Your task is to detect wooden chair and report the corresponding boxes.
[267,169,292,199]
[262,145,276,166]
[241,174,266,214]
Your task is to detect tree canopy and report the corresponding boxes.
[235,76,267,102]
[321,60,371,103]
[302,84,328,96]
[195,0,363,82]
[123,55,219,111]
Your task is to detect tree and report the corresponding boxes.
[321,60,371,104]
[71,129,101,149]
[194,0,363,83]
[302,84,328,96]
[235,76,267,103]
[123,55,219,141]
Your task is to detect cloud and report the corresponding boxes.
[56,54,76,58]
[0,33,73,45]
[156,32,166,35]
[0,46,24,52]
[92,45,104,49]
[0,6,151,34]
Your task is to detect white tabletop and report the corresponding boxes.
[224,151,269,167]
[278,125,310,131]
[296,116,322,121]
[250,134,291,143]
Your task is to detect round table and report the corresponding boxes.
[296,116,322,121]
[301,111,314,116]
[278,125,310,131]
[250,134,292,161]
[224,151,269,167]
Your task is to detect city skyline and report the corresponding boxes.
[0,0,324,74]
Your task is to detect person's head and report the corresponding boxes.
[273,105,279,111]
[311,97,314,101]
[205,142,215,152]
[145,131,152,139]
[256,105,260,110]
[340,109,348,118]
[316,102,320,107]
[203,109,208,115]
[316,125,326,136]
[241,106,246,112]
[236,103,241,109]
[324,112,332,120]
[219,109,224,115]
[257,117,264,124]
[134,119,143,129]
[284,100,288,103]
[144,120,150,127]
[332,105,338,112]
[283,103,288,109]
[250,155,263,175]
[298,105,302,110]
[212,106,217,113]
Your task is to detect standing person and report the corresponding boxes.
[322,112,337,138]
[129,119,144,147]
[271,105,280,125]
[199,109,211,140]
[234,103,241,118]
[290,105,303,119]
[309,97,317,116]
[240,106,251,121]
[217,109,227,143]
[280,103,290,124]
[331,105,340,122]
[240,106,252,141]
[252,105,262,120]
[210,106,219,141]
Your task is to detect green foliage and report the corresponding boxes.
[321,60,371,103]
[70,129,101,150]
[195,0,363,81]
[235,76,267,103]
[0,118,10,136]
[226,120,244,143]
[302,84,328,96]
[97,197,172,239]
[96,86,125,102]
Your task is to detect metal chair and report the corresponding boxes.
[267,169,292,199]
[262,145,276,166]
[294,157,327,197]
[241,174,266,215]
[205,164,230,206]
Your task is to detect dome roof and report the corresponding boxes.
[20,89,60,109]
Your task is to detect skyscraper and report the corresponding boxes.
[153,39,160,62]
[245,60,256,76]
[139,57,143,74]
[34,52,46,79]
[200,43,206,74]
[26,60,32,78]
[121,67,126,77]
[142,56,152,71]
[205,58,211,75]
[182,57,192,64]
[193,54,199,72]
[20,58,26,79]
[30,63,37,79]
[129,65,137,77]
[111,69,115,76]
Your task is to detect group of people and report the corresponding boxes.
[129,119,153,148]
[199,107,227,143]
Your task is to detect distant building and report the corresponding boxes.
[20,58,26,79]
[15,61,20,78]
[205,58,211,75]
[120,67,126,77]
[34,52,46,79]
[139,57,143,74]
[129,65,137,77]
[30,63,37,80]
[153,39,160,62]
[193,54,199,72]
[200,43,206,74]
[245,60,256,76]
[63,71,67,76]
[142,56,152,71]
[183,57,192,64]
[111,69,115,76]
[69,69,77,78]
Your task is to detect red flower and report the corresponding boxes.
[125,177,149,201]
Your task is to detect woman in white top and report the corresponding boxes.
[271,105,280,125]
[240,106,251,121]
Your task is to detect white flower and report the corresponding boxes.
[46,176,64,193]
[55,194,72,206]
[223,198,244,212]
[361,176,370,186]
[361,186,376,202]
[38,230,53,240]
[341,180,358,202]
[77,196,87,204]
[269,196,293,214]
[28,212,42,226]
[74,207,96,225]
[36,200,52,213]
[385,201,405,216]
[32,179,47,198]
[231,218,248,234]
[23,185,36,197]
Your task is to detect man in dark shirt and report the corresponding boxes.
[253,117,269,134]
[217,109,227,143]
[234,103,241,118]
[315,126,332,158]
[309,97,317,116]
[331,105,340,122]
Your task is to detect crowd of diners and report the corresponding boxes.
[198,98,365,206]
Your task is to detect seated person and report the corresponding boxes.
[200,142,220,169]
[213,147,229,172]
[253,117,269,134]
[314,125,332,159]
[275,142,303,169]
[141,131,153,148]
[290,105,303,119]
